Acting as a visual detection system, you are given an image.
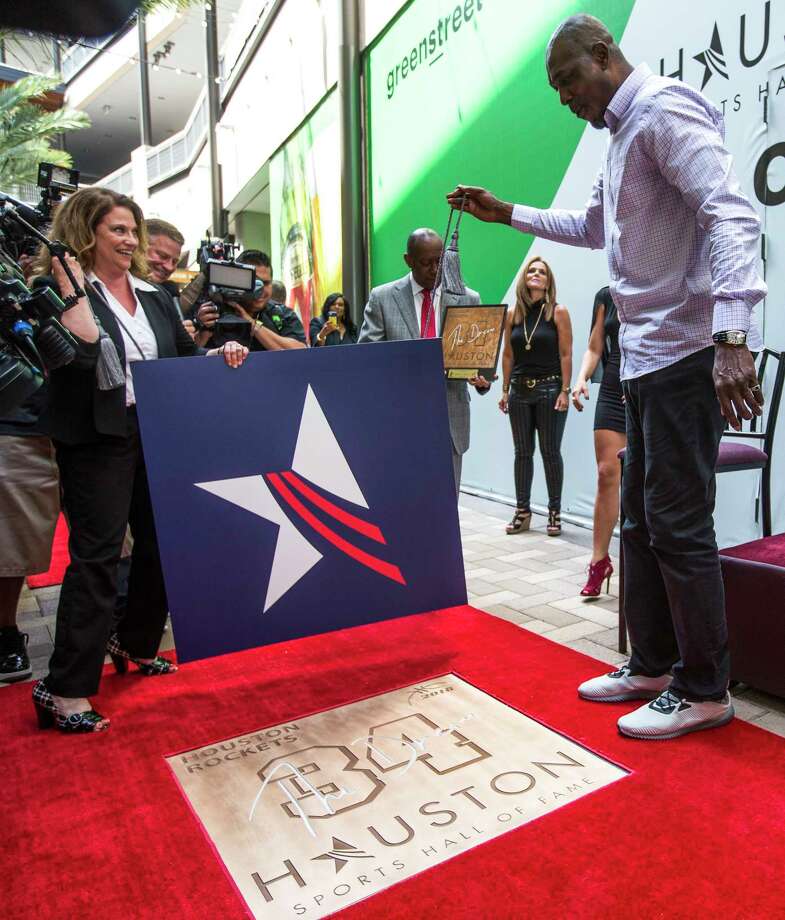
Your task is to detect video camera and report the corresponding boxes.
[0,161,80,262]
[0,165,84,415]
[181,237,263,347]
[198,237,258,306]
[37,163,80,223]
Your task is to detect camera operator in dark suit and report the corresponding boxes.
[30,187,249,734]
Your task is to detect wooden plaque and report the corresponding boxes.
[442,304,507,380]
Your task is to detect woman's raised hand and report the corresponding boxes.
[51,253,85,299]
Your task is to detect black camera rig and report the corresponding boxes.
[0,169,86,415]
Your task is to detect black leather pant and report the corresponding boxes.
[622,347,728,700]
[508,379,566,512]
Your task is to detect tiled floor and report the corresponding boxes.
[7,494,785,738]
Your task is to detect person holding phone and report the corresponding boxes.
[310,292,358,346]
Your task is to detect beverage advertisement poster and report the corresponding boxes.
[270,91,342,339]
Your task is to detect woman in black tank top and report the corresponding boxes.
[571,286,626,597]
[499,255,573,536]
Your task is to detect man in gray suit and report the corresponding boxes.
[359,228,491,493]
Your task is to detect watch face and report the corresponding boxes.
[715,331,746,345]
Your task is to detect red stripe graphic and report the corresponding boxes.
[281,471,386,545]
[266,472,406,586]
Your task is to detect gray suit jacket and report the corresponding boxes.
[358,275,481,455]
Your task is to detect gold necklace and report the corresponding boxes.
[522,303,545,351]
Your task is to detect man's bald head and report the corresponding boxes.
[545,14,632,131]
[404,228,442,289]
[546,14,615,63]
[406,228,441,257]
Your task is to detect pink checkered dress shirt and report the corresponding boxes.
[511,64,766,380]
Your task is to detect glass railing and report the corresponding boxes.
[146,92,208,187]
[101,165,133,196]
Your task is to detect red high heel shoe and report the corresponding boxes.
[581,555,613,598]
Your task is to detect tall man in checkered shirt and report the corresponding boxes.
[449,14,767,740]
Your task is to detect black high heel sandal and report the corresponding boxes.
[32,680,110,733]
[547,511,562,536]
[107,633,178,676]
[506,509,532,534]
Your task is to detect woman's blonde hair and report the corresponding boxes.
[513,254,557,326]
[34,187,149,279]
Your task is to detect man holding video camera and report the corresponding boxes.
[0,167,78,683]
[194,250,306,352]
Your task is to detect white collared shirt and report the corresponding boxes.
[88,271,159,406]
[409,272,441,337]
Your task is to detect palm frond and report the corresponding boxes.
[0,75,89,189]
[0,75,61,121]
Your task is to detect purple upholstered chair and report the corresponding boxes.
[617,349,784,654]
[720,533,785,698]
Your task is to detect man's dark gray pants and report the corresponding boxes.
[622,346,729,700]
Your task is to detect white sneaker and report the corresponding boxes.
[577,666,672,702]
[617,688,734,740]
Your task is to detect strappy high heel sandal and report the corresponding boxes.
[32,680,110,733]
[107,633,178,676]
[547,510,561,536]
[506,509,532,534]
[581,555,613,598]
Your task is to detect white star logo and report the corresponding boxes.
[195,385,405,612]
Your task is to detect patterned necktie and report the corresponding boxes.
[420,288,435,338]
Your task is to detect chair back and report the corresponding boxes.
[724,349,785,458]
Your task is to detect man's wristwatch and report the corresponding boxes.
[713,330,747,346]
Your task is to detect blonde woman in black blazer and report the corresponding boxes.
[32,187,248,733]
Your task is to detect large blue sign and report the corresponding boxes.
[133,340,466,662]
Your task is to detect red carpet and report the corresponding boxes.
[4,606,785,919]
[26,514,70,588]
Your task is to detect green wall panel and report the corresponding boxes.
[366,0,635,302]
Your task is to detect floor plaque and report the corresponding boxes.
[167,675,628,917]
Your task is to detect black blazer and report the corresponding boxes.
[40,277,200,444]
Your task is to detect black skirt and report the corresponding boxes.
[593,360,626,433]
